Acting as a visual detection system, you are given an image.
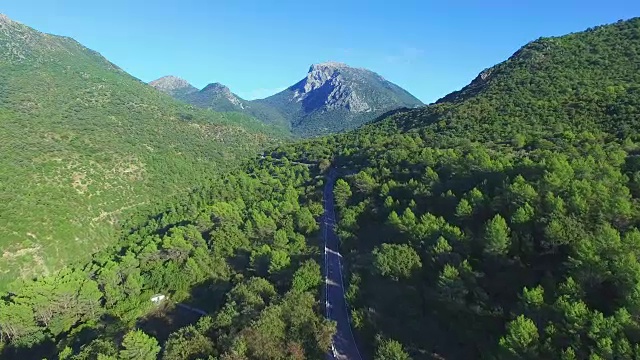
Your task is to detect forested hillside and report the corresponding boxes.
[180,83,291,131]
[0,15,283,286]
[267,18,640,359]
[2,14,639,360]
[0,158,333,359]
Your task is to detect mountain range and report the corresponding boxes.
[150,77,292,130]
[150,61,423,137]
[2,10,640,360]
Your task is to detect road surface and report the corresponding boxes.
[176,303,207,316]
[323,169,363,360]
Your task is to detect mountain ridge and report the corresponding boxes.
[150,62,423,137]
[0,13,281,285]
[148,75,197,97]
[256,61,423,136]
[151,78,291,129]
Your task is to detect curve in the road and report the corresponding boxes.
[323,169,363,360]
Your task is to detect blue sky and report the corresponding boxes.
[3,1,639,102]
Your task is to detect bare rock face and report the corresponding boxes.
[0,14,13,26]
[301,62,348,93]
[149,76,197,96]
[152,61,423,137]
[292,62,371,113]
[479,69,493,81]
[253,61,423,136]
[0,13,19,31]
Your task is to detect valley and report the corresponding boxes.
[1,9,640,360]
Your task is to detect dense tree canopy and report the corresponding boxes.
[372,244,422,281]
[0,157,331,359]
[2,15,640,360]
[0,15,286,287]
[119,330,161,360]
[262,17,640,359]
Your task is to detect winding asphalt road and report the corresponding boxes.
[323,169,363,360]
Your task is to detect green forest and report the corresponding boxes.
[267,18,640,359]
[0,16,286,285]
[1,158,333,359]
[1,13,640,360]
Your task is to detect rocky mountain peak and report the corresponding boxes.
[291,61,371,113]
[149,75,194,93]
[201,82,244,108]
[0,14,20,33]
[202,82,230,93]
[308,61,349,72]
[158,61,422,137]
[303,62,347,91]
[0,14,14,25]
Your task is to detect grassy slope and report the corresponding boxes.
[0,17,283,284]
[181,89,291,131]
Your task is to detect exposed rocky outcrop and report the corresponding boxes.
[0,13,14,26]
[201,82,245,109]
[151,61,423,137]
[256,61,423,136]
[149,76,197,97]
[290,62,372,113]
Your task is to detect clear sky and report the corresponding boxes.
[2,1,639,103]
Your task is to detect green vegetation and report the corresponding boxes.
[118,330,161,360]
[2,13,640,360]
[180,85,291,131]
[265,17,640,358]
[0,17,284,285]
[375,338,411,360]
[0,157,332,359]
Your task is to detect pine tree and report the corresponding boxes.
[499,315,539,357]
[119,330,160,360]
[484,214,511,256]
